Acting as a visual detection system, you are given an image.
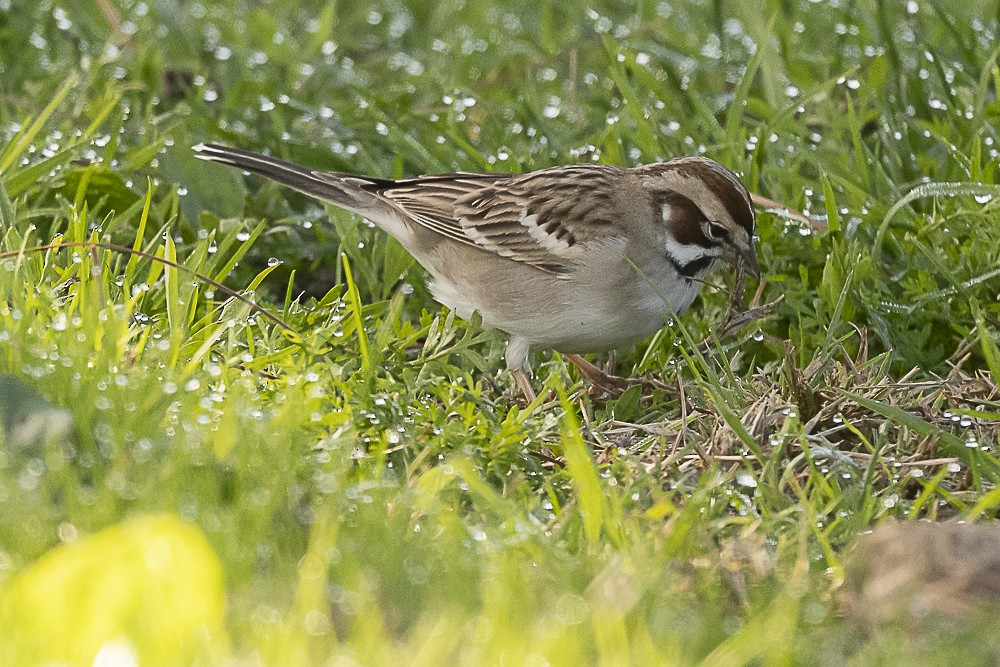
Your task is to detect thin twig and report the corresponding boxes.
[750,193,828,230]
[698,294,785,354]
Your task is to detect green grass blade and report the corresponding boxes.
[0,74,77,173]
[341,254,371,375]
[838,389,975,465]
[557,386,606,546]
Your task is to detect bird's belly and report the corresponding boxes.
[429,261,702,353]
[529,278,700,352]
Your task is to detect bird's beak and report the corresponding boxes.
[736,243,761,280]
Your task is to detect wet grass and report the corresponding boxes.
[1,0,1000,664]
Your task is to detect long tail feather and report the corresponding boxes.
[192,143,375,211]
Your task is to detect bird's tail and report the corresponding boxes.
[193,143,381,213]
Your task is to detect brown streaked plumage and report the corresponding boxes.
[193,144,760,399]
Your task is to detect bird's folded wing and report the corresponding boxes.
[382,165,625,274]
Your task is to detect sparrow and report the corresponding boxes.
[193,143,759,400]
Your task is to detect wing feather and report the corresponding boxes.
[379,164,626,273]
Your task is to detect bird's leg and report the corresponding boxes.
[564,353,674,398]
[513,369,537,403]
[505,336,537,403]
[564,353,672,396]
[564,353,631,392]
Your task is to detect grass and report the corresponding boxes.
[1,0,1000,664]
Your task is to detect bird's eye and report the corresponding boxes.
[706,222,729,241]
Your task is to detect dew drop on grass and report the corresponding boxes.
[236,232,250,241]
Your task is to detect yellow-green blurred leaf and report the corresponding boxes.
[0,514,228,666]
